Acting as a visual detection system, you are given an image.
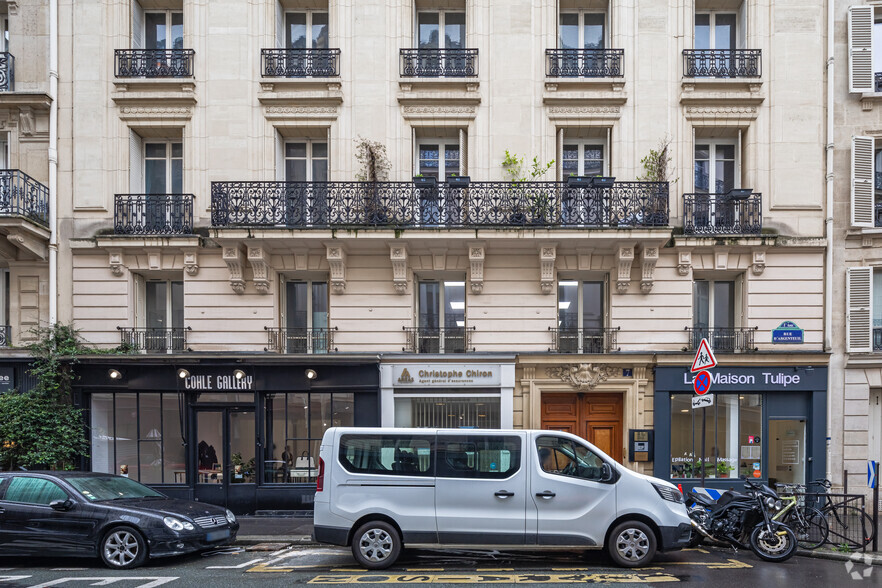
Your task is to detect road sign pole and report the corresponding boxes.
[874,461,879,552]
[700,406,707,487]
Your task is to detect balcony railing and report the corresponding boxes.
[683,193,762,235]
[114,194,194,235]
[685,326,758,353]
[400,48,478,77]
[876,202,882,228]
[211,181,669,229]
[0,53,13,91]
[0,325,10,347]
[403,326,474,354]
[546,48,623,78]
[683,49,761,78]
[549,326,620,353]
[261,48,341,77]
[876,72,882,93]
[265,326,337,354]
[875,327,882,352]
[118,326,191,353]
[0,170,49,227]
[115,49,195,78]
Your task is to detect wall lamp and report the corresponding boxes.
[108,369,122,380]
[234,369,246,380]
[305,369,318,380]
[177,369,190,379]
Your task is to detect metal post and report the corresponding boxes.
[874,461,879,553]
[700,406,707,487]
[844,470,849,495]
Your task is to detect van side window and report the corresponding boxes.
[339,434,434,476]
[537,436,606,481]
[437,435,521,479]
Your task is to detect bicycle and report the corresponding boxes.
[806,478,875,549]
[773,483,828,549]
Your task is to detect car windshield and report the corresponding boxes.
[66,476,166,502]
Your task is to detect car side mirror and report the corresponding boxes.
[600,463,614,482]
[49,499,72,511]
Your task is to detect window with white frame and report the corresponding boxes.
[557,279,606,353]
[694,12,738,51]
[144,142,183,194]
[559,12,605,50]
[285,11,329,49]
[0,134,8,169]
[285,141,328,182]
[562,141,607,178]
[284,280,330,354]
[693,277,744,351]
[131,2,183,51]
[846,267,882,353]
[694,141,736,195]
[417,11,465,50]
[416,279,466,353]
[416,140,460,180]
[133,276,185,352]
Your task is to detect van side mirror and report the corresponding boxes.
[49,499,72,511]
[600,463,614,482]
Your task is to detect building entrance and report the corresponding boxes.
[540,393,623,463]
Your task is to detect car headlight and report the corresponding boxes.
[163,516,194,531]
[652,482,684,503]
[225,509,236,524]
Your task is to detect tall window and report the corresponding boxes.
[144,11,183,51]
[286,12,328,49]
[284,280,329,353]
[694,142,736,194]
[559,12,605,49]
[417,280,465,353]
[695,12,737,50]
[417,11,465,49]
[693,278,740,351]
[417,141,460,180]
[144,142,183,194]
[285,141,328,182]
[557,280,605,353]
[562,142,606,178]
[139,279,185,352]
[874,269,882,351]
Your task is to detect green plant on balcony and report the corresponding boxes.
[501,150,555,224]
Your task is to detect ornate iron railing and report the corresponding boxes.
[874,327,882,352]
[400,48,478,77]
[549,326,620,353]
[261,48,341,77]
[683,193,762,235]
[211,181,669,229]
[683,49,761,78]
[685,326,758,353]
[118,326,191,353]
[0,170,49,227]
[546,49,623,78]
[115,49,195,78]
[0,325,10,347]
[876,72,882,92]
[0,53,13,91]
[403,326,474,354]
[114,194,194,235]
[877,202,882,228]
[265,326,337,354]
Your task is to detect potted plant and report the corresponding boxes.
[502,150,555,225]
[447,173,470,187]
[355,136,393,225]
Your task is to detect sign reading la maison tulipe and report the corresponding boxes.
[772,321,804,344]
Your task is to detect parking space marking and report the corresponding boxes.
[307,572,681,583]
[0,577,31,584]
[206,558,264,569]
[26,577,178,588]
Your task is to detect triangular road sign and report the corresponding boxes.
[691,338,717,372]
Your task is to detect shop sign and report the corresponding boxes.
[655,366,826,392]
[182,373,254,391]
[0,367,13,393]
[772,321,804,344]
[393,364,501,388]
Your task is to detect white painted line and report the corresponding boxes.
[50,568,88,571]
[27,577,178,588]
[0,577,31,584]
[207,558,264,569]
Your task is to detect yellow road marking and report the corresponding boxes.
[477,568,515,571]
[404,568,445,571]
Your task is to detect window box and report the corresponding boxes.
[590,176,616,188]
[413,176,437,187]
[566,175,592,188]
[727,188,753,200]
[447,175,470,187]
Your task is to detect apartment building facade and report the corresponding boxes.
[41,0,835,513]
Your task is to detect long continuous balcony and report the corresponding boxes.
[265,326,337,354]
[0,53,13,91]
[0,170,49,227]
[210,181,669,229]
[0,325,10,347]
[549,327,620,353]
[114,194,194,235]
[546,49,623,78]
[683,49,761,78]
[118,326,191,353]
[115,49,195,78]
[403,326,474,354]
[685,326,758,353]
[261,48,341,77]
[683,193,762,235]
[400,49,478,77]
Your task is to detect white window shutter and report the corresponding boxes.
[133,274,146,328]
[849,5,874,93]
[132,1,144,49]
[129,129,142,193]
[275,130,285,181]
[847,267,873,353]
[276,2,285,48]
[458,128,467,176]
[852,135,875,227]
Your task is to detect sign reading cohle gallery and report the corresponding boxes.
[393,364,501,388]
[182,374,254,391]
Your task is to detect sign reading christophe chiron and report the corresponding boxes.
[393,364,501,387]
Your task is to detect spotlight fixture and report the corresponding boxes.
[233,369,246,380]
[305,368,318,380]
[108,369,122,380]
[177,368,190,379]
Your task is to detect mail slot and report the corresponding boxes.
[629,429,654,462]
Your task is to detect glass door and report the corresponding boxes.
[194,408,256,513]
[768,419,806,486]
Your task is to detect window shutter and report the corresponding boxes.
[276,1,285,48]
[275,130,285,181]
[847,267,873,353]
[556,128,564,181]
[133,274,146,328]
[132,1,144,49]
[129,129,143,193]
[458,128,467,176]
[734,274,744,329]
[849,6,874,93]
[852,135,875,227]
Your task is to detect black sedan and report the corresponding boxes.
[0,471,239,569]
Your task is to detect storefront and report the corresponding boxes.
[654,366,827,493]
[75,356,379,514]
[380,357,516,428]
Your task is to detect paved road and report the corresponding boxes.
[0,544,876,587]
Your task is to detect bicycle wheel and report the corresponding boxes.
[795,507,828,549]
[823,505,871,549]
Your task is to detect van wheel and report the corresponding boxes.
[351,521,401,570]
[607,521,656,568]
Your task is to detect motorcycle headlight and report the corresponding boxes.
[163,516,194,531]
[225,509,236,524]
[652,482,684,503]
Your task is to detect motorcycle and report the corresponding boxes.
[686,476,798,562]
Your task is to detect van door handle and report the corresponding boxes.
[535,491,556,499]
[494,490,515,498]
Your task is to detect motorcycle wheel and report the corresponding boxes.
[749,524,797,562]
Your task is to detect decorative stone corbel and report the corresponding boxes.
[616,245,635,293]
[752,250,766,276]
[715,249,729,270]
[640,246,659,293]
[183,249,199,276]
[539,244,557,294]
[677,250,692,276]
[326,245,346,294]
[18,107,34,136]
[222,244,246,294]
[146,249,161,271]
[468,242,485,294]
[108,249,125,277]
[248,245,271,294]
[6,230,48,260]
[389,244,408,294]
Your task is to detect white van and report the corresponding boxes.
[313,427,692,569]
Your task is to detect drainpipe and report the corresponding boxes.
[48,0,58,325]
[825,0,834,480]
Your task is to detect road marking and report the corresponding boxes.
[0,577,31,584]
[27,579,178,588]
[207,558,264,569]
[50,569,87,572]
[307,572,680,584]
[663,559,752,570]
[476,568,514,572]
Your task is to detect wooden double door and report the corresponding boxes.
[541,393,623,463]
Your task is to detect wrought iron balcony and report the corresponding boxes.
[875,327,882,352]
[118,326,191,353]
[683,192,762,235]
[211,180,669,229]
[685,326,758,353]
[0,325,10,347]
[546,49,623,78]
[403,326,474,354]
[0,53,13,91]
[115,49,195,78]
[114,194,194,235]
[0,170,49,227]
[876,72,882,92]
[400,48,478,77]
[549,326,620,353]
[876,202,882,228]
[683,49,761,78]
[265,326,337,354]
[261,48,340,77]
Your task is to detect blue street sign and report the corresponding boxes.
[870,460,878,489]
[772,321,804,344]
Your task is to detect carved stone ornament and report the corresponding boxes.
[18,107,34,136]
[326,245,346,294]
[248,246,271,294]
[616,245,635,293]
[539,244,557,294]
[183,250,199,276]
[546,363,616,391]
[469,243,485,294]
[677,250,692,276]
[108,249,125,277]
[641,247,659,293]
[222,245,246,294]
[390,245,408,294]
[752,250,766,276]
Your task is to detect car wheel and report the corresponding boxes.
[351,520,401,570]
[100,526,148,569]
[607,520,657,568]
